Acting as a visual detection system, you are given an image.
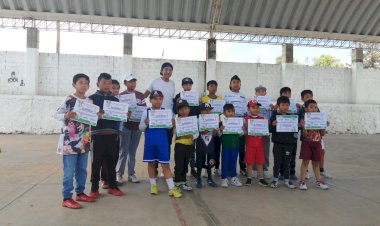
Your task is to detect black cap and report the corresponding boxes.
[207,80,218,87]
[200,103,214,110]
[149,90,164,99]
[230,75,241,82]
[182,77,193,85]
[176,99,189,111]
[160,62,173,72]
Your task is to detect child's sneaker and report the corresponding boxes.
[252,171,258,178]
[316,181,329,190]
[221,178,229,188]
[270,180,279,188]
[178,184,193,191]
[207,179,218,187]
[321,171,333,179]
[62,199,81,209]
[299,180,307,190]
[263,171,271,179]
[168,188,182,198]
[231,177,242,187]
[76,193,95,202]
[101,180,109,189]
[245,178,252,186]
[284,180,296,189]
[214,168,220,176]
[150,184,158,195]
[196,179,203,188]
[128,174,140,183]
[108,188,124,196]
[258,179,269,187]
[89,191,100,199]
[116,175,124,186]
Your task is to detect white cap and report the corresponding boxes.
[124,73,137,82]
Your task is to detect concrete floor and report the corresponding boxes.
[0,134,379,226]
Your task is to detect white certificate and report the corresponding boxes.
[254,96,272,111]
[222,117,244,134]
[208,99,225,114]
[72,99,99,126]
[288,98,298,114]
[175,116,198,137]
[305,112,327,130]
[224,93,247,116]
[248,119,269,136]
[276,115,299,132]
[180,91,199,106]
[149,109,173,128]
[119,93,137,110]
[198,114,219,131]
[129,106,147,122]
[232,102,247,117]
[102,100,129,122]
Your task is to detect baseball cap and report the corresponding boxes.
[200,103,214,110]
[247,100,261,108]
[149,90,164,99]
[182,77,193,85]
[176,99,189,111]
[255,85,267,91]
[124,73,137,82]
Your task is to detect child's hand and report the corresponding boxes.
[269,103,275,110]
[185,134,193,139]
[212,129,217,136]
[200,130,209,135]
[296,103,302,109]
[299,119,305,128]
[64,112,76,119]
[272,120,277,126]
[220,125,225,131]
[172,118,176,125]
[127,111,132,119]
[242,124,247,131]
[144,118,149,126]
[97,110,104,119]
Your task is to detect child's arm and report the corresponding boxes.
[53,97,75,121]
[139,111,148,131]
[268,112,277,133]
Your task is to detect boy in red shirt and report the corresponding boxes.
[244,100,269,186]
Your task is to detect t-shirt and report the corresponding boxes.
[147,77,175,111]
[223,91,247,117]
[219,121,240,149]
[244,115,264,148]
[120,90,147,130]
[54,95,92,155]
[200,95,222,104]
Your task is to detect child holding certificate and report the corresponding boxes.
[298,99,329,190]
[54,73,95,209]
[244,100,269,187]
[269,96,297,189]
[139,90,182,198]
[173,99,199,191]
[195,103,218,188]
[89,73,124,198]
[219,104,244,188]
[201,80,223,176]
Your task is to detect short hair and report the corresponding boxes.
[277,96,290,105]
[207,80,218,87]
[112,79,120,86]
[223,103,235,112]
[301,89,313,99]
[97,73,112,82]
[280,87,291,95]
[73,73,90,84]
[304,99,317,108]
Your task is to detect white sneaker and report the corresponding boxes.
[231,177,242,187]
[264,171,271,179]
[305,172,310,179]
[214,169,220,176]
[179,184,193,191]
[128,174,140,183]
[221,178,229,188]
[116,175,124,184]
[299,181,307,190]
[316,181,329,190]
[252,171,258,178]
[284,180,296,189]
[321,171,333,179]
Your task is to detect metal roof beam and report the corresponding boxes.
[209,0,223,38]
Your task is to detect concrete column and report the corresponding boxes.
[121,33,133,81]
[351,48,363,104]
[281,44,293,87]
[25,28,39,95]
[206,38,217,92]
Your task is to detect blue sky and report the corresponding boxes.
[0,28,351,65]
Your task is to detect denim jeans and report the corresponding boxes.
[221,147,239,179]
[62,152,89,200]
[116,127,142,177]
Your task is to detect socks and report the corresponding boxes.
[149,178,157,185]
[166,178,175,190]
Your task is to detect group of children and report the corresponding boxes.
[55,69,332,209]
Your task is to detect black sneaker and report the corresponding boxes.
[259,179,269,187]
[245,178,252,186]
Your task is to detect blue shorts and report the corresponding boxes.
[143,145,169,164]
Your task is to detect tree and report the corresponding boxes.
[312,55,343,68]
[362,44,380,69]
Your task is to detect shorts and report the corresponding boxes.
[143,144,169,164]
[299,141,322,162]
[244,145,265,165]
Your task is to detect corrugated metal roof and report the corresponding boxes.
[0,0,379,42]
